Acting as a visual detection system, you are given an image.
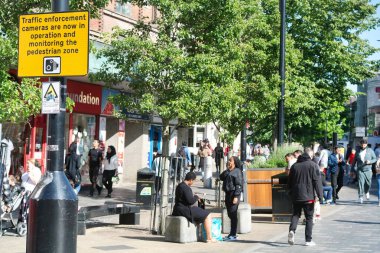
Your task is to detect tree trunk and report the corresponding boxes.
[159,119,170,235]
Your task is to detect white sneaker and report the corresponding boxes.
[358,197,363,204]
[366,192,370,200]
[305,241,316,246]
[288,231,295,245]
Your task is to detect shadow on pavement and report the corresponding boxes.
[334,219,380,225]
[226,239,289,247]
[120,235,166,242]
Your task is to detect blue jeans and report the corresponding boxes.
[323,186,332,201]
[377,174,380,201]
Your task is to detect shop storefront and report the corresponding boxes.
[66,79,102,184]
[101,88,151,182]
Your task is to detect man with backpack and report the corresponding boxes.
[178,141,192,167]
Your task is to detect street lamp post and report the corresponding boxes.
[278,0,286,146]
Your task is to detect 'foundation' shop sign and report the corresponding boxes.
[18,11,89,77]
[67,80,102,114]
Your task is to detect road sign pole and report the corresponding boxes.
[26,1,78,253]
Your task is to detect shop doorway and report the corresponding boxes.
[149,125,162,167]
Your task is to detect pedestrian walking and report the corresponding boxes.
[347,149,357,184]
[219,156,243,241]
[375,158,380,206]
[328,146,344,203]
[287,148,323,246]
[178,141,192,167]
[285,153,297,175]
[102,145,118,198]
[352,139,377,204]
[318,144,330,179]
[88,139,103,197]
[151,150,163,195]
[214,143,224,175]
[65,136,83,184]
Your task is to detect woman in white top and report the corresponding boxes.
[102,145,118,198]
[21,158,42,193]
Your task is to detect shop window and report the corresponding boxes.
[196,127,204,147]
[115,1,132,17]
[66,114,96,166]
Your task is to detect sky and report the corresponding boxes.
[347,1,380,92]
[361,0,380,61]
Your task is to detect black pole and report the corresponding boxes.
[240,126,247,163]
[325,118,328,144]
[278,0,286,146]
[240,125,248,202]
[27,1,78,252]
[332,132,337,147]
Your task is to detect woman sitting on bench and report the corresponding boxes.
[172,171,216,243]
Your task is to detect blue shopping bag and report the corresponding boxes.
[199,217,223,241]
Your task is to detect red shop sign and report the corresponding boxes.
[67,79,102,114]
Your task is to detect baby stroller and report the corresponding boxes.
[0,143,29,237]
[0,185,29,237]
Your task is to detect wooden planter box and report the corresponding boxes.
[246,168,284,210]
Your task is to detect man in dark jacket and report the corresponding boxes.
[328,146,345,203]
[287,148,323,246]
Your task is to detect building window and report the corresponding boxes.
[188,128,194,147]
[115,1,132,17]
[196,127,204,147]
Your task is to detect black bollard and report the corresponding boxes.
[26,75,78,253]
[27,171,78,252]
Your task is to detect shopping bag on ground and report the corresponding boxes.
[199,217,223,241]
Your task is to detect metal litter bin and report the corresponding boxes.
[136,168,155,206]
[271,172,292,222]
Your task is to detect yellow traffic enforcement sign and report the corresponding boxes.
[18,11,89,77]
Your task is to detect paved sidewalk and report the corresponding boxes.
[2,176,380,252]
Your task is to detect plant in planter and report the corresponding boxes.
[248,144,303,169]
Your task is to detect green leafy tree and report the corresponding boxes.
[245,0,379,145]
[282,0,380,143]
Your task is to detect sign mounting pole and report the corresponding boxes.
[25,1,84,252]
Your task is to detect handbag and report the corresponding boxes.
[96,174,103,188]
[375,158,380,174]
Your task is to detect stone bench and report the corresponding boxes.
[164,215,198,243]
[222,202,252,234]
[77,202,140,235]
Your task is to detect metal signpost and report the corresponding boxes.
[18,1,89,252]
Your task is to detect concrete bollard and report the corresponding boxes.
[164,216,198,243]
[222,203,252,234]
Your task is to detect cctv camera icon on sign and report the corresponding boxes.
[43,57,61,74]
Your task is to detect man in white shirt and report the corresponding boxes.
[318,145,330,176]
[1,137,14,175]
